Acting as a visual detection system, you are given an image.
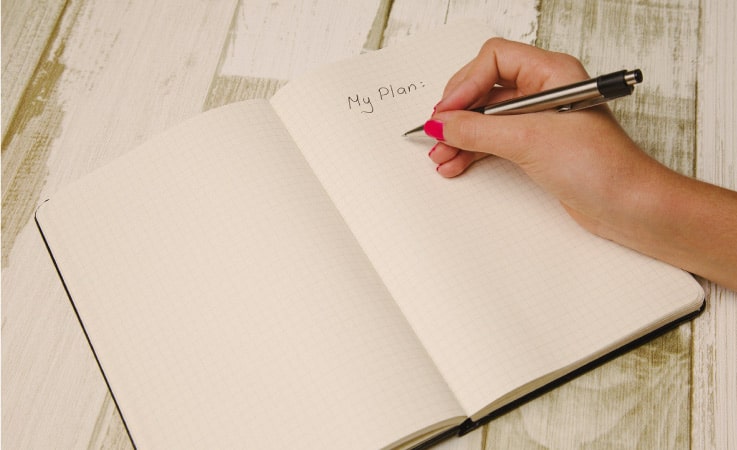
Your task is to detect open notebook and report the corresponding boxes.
[36,23,704,449]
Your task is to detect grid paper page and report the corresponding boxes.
[271,23,704,417]
[36,101,465,449]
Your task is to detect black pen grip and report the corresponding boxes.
[597,69,642,99]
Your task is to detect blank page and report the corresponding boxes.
[271,23,704,418]
[36,101,465,449]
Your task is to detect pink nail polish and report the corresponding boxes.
[424,120,444,140]
[428,143,438,157]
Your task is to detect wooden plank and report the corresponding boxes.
[537,0,700,176]
[215,0,386,81]
[205,0,389,109]
[1,0,67,138]
[1,1,239,448]
[3,0,397,448]
[692,1,737,449]
[521,0,701,448]
[381,0,538,49]
[6,1,728,449]
[484,328,692,449]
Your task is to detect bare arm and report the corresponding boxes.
[423,38,737,290]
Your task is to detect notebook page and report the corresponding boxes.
[36,101,465,449]
[270,23,704,417]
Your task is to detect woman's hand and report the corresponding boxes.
[424,37,737,290]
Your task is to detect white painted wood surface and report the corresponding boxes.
[1,0,67,137]
[2,1,734,449]
[3,2,239,448]
[693,1,737,449]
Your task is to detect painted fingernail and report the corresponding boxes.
[428,143,438,157]
[424,120,444,140]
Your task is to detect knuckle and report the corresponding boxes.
[548,52,589,79]
[480,37,505,54]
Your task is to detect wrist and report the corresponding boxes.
[597,161,737,289]
[586,154,679,257]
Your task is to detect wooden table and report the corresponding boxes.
[3,1,735,448]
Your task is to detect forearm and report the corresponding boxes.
[599,163,737,291]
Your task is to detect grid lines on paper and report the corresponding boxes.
[270,24,702,416]
[42,101,465,448]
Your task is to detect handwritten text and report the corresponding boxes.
[347,81,426,114]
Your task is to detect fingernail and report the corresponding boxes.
[428,143,438,157]
[424,120,444,140]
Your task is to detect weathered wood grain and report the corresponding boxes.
[537,0,700,176]
[486,328,692,449]
[381,0,538,49]
[1,0,67,138]
[1,0,76,266]
[2,0,732,449]
[527,1,701,448]
[692,1,737,449]
[204,0,388,111]
[214,0,387,81]
[2,1,238,448]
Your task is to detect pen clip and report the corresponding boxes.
[557,95,610,112]
[558,86,634,112]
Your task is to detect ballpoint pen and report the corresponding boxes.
[402,69,643,136]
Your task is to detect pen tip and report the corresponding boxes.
[402,124,425,137]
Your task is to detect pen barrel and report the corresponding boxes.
[478,69,643,116]
[404,69,643,135]
[479,80,600,115]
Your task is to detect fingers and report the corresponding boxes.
[426,38,592,177]
[427,142,490,178]
[435,37,589,114]
[427,142,457,164]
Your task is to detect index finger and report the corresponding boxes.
[435,37,590,113]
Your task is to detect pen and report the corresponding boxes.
[402,69,643,136]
